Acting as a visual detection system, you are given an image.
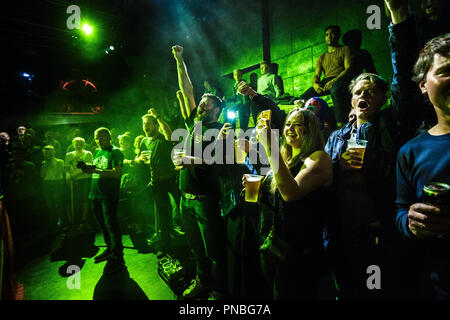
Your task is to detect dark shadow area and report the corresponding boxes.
[93,267,149,300]
[50,227,99,275]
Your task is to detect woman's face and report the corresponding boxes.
[283,111,304,148]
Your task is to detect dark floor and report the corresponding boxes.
[16,233,177,300]
[13,219,336,300]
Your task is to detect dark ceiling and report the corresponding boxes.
[1,0,234,122]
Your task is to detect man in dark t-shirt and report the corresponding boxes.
[300,25,353,127]
[172,44,229,299]
[135,113,179,253]
[83,127,125,274]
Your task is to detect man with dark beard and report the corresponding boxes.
[172,44,228,299]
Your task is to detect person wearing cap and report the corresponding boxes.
[303,97,334,142]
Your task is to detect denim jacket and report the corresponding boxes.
[324,110,402,238]
[325,110,399,184]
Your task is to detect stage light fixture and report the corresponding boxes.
[82,23,93,36]
[227,110,236,120]
[21,72,34,80]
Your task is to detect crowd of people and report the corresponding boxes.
[0,0,449,300]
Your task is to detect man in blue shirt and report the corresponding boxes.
[395,34,450,299]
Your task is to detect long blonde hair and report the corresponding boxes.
[270,108,324,194]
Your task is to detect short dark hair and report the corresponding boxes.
[94,127,111,137]
[413,34,450,84]
[324,25,340,37]
[201,93,224,112]
[141,114,157,124]
[349,73,389,95]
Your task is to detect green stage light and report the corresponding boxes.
[82,23,93,36]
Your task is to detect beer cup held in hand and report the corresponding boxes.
[244,174,264,203]
[141,150,152,164]
[172,149,185,166]
[257,109,272,129]
[346,139,368,168]
[260,109,272,121]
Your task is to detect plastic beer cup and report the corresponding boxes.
[244,174,264,203]
[346,139,367,169]
[141,150,152,164]
[172,149,185,166]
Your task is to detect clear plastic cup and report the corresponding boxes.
[346,139,368,169]
[172,149,185,166]
[244,174,264,203]
[141,150,152,164]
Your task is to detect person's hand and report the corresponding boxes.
[384,0,409,13]
[313,82,324,94]
[172,45,184,61]
[136,151,150,164]
[173,155,203,170]
[256,118,272,154]
[237,81,257,97]
[323,80,335,92]
[218,123,233,140]
[384,0,409,24]
[293,99,305,108]
[339,150,363,171]
[176,90,183,100]
[147,108,159,119]
[241,174,249,194]
[407,203,450,238]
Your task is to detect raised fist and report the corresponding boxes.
[172,45,184,61]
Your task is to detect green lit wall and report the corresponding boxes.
[269,0,391,99]
[216,0,423,101]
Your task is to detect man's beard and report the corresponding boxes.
[195,110,209,123]
[146,129,159,138]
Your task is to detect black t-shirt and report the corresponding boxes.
[179,108,223,196]
[139,134,176,186]
[261,162,329,252]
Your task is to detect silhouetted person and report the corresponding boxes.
[41,145,66,231]
[343,29,377,79]
[65,137,93,229]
